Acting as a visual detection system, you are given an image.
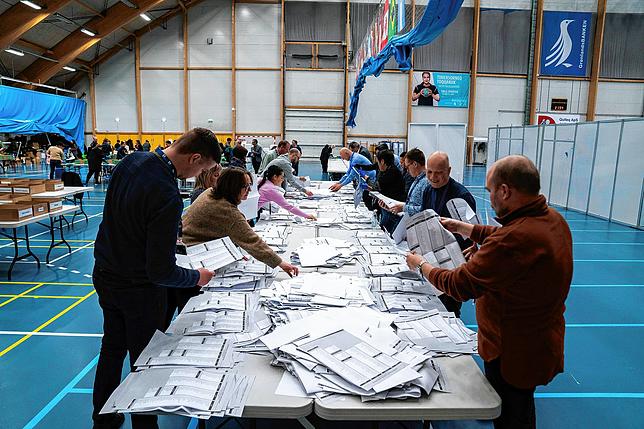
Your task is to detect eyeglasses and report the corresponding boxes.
[243,183,252,191]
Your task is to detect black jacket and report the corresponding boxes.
[376,165,406,202]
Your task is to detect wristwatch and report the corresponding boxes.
[417,260,428,272]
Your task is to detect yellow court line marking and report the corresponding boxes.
[0,281,93,286]
[0,290,96,357]
[0,294,84,300]
[0,284,44,308]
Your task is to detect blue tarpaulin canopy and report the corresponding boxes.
[0,85,86,149]
[347,0,464,127]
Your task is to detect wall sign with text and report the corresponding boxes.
[411,71,470,108]
[540,11,592,77]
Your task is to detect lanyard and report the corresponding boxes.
[154,147,177,178]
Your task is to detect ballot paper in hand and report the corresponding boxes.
[446,198,481,225]
[405,209,466,270]
[176,237,243,271]
[182,292,251,313]
[369,191,405,210]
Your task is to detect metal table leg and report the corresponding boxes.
[1,225,40,281]
[45,215,72,263]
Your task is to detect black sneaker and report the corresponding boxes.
[93,413,125,429]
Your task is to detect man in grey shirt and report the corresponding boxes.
[265,148,313,196]
[259,140,289,173]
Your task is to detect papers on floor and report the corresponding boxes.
[100,367,254,419]
[134,330,235,369]
[406,209,466,270]
[446,198,481,225]
[176,237,243,271]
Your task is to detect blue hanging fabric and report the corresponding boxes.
[0,85,86,149]
[346,0,464,127]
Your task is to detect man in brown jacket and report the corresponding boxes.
[407,155,573,429]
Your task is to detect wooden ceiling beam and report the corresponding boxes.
[0,0,75,50]
[18,0,166,84]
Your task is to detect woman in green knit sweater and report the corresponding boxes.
[182,167,299,277]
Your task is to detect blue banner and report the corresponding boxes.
[0,86,86,148]
[431,72,469,107]
[540,11,592,77]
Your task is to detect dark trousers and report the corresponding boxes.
[49,159,62,179]
[92,267,167,429]
[292,160,299,176]
[164,286,201,328]
[86,167,101,185]
[251,159,261,174]
[438,294,463,318]
[484,359,536,429]
[321,160,329,173]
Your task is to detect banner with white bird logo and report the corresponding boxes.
[540,11,592,77]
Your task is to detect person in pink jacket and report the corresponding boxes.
[258,165,317,220]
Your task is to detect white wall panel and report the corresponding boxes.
[235,4,280,68]
[586,121,621,218]
[189,70,233,132]
[537,79,589,117]
[141,70,184,132]
[544,0,597,12]
[610,120,644,225]
[567,122,597,211]
[236,70,280,133]
[474,76,526,137]
[348,72,408,136]
[285,71,344,107]
[140,15,184,67]
[95,49,136,132]
[595,82,644,119]
[412,106,468,125]
[188,0,232,67]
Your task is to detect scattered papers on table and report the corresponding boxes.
[176,237,243,271]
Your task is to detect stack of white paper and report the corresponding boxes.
[446,198,481,225]
[182,292,253,313]
[176,237,244,271]
[100,368,254,419]
[167,311,250,335]
[291,238,363,268]
[134,331,235,369]
[395,310,478,354]
[201,276,266,292]
[217,258,277,277]
[373,293,445,313]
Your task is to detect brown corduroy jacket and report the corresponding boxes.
[182,191,282,268]
[427,195,573,389]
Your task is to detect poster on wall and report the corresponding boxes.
[411,71,470,108]
[537,114,580,125]
[540,11,592,77]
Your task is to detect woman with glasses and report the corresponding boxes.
[258,165,317,220]
[182,167,299,278]
[190,164,222,203]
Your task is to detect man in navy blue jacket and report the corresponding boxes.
[421,151,476,318]
[92,128,221,429]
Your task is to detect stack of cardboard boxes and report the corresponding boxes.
[0,179,64,221]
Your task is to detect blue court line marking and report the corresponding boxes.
[571,284,644,288]
[68,388,93,394]
[187,417,199,429]
[574,242,644,245]
[23,354,99,429]
[535,393,644,399]
[574,259,644,262]
[570,230,642,233]
[465,323,644,329]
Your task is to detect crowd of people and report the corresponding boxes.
[89,128,571,429]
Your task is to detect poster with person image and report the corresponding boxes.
[412,71,470,108]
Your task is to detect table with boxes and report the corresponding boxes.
[0,178,93,280]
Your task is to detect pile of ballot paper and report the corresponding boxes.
[291,238,363,268]
[176,237,244,271]
[406,209,467,270]
[100,367,254,419]
[259,308,450,401]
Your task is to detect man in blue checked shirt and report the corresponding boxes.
[329,147,376,192]
[379,148,428,216]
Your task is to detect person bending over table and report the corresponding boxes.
[258,165,317,220]
[92,128,220,429]
[328,147,376,192]
[182,167,299,279]
[406,155,572,429]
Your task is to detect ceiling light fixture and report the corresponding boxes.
[20,0,43,10]
[140,13,151,21]
[63,66,76,72]
[4,48,25,56]
[81,28,96,37]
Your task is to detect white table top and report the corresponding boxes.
[32,186,93,198]
[0,205,79,228]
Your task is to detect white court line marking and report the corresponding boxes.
[71,270,80,274]
[0,330,102,337]
[48,241,95,264]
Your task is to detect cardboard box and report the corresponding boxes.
[0,185,12,193]
[32,202,49,216]
[37,197,63,212]
[44,180,64,191]
[0,204,33,221]
[0,194,12,201]
[12,183,46,195]
[10,195,32,204]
